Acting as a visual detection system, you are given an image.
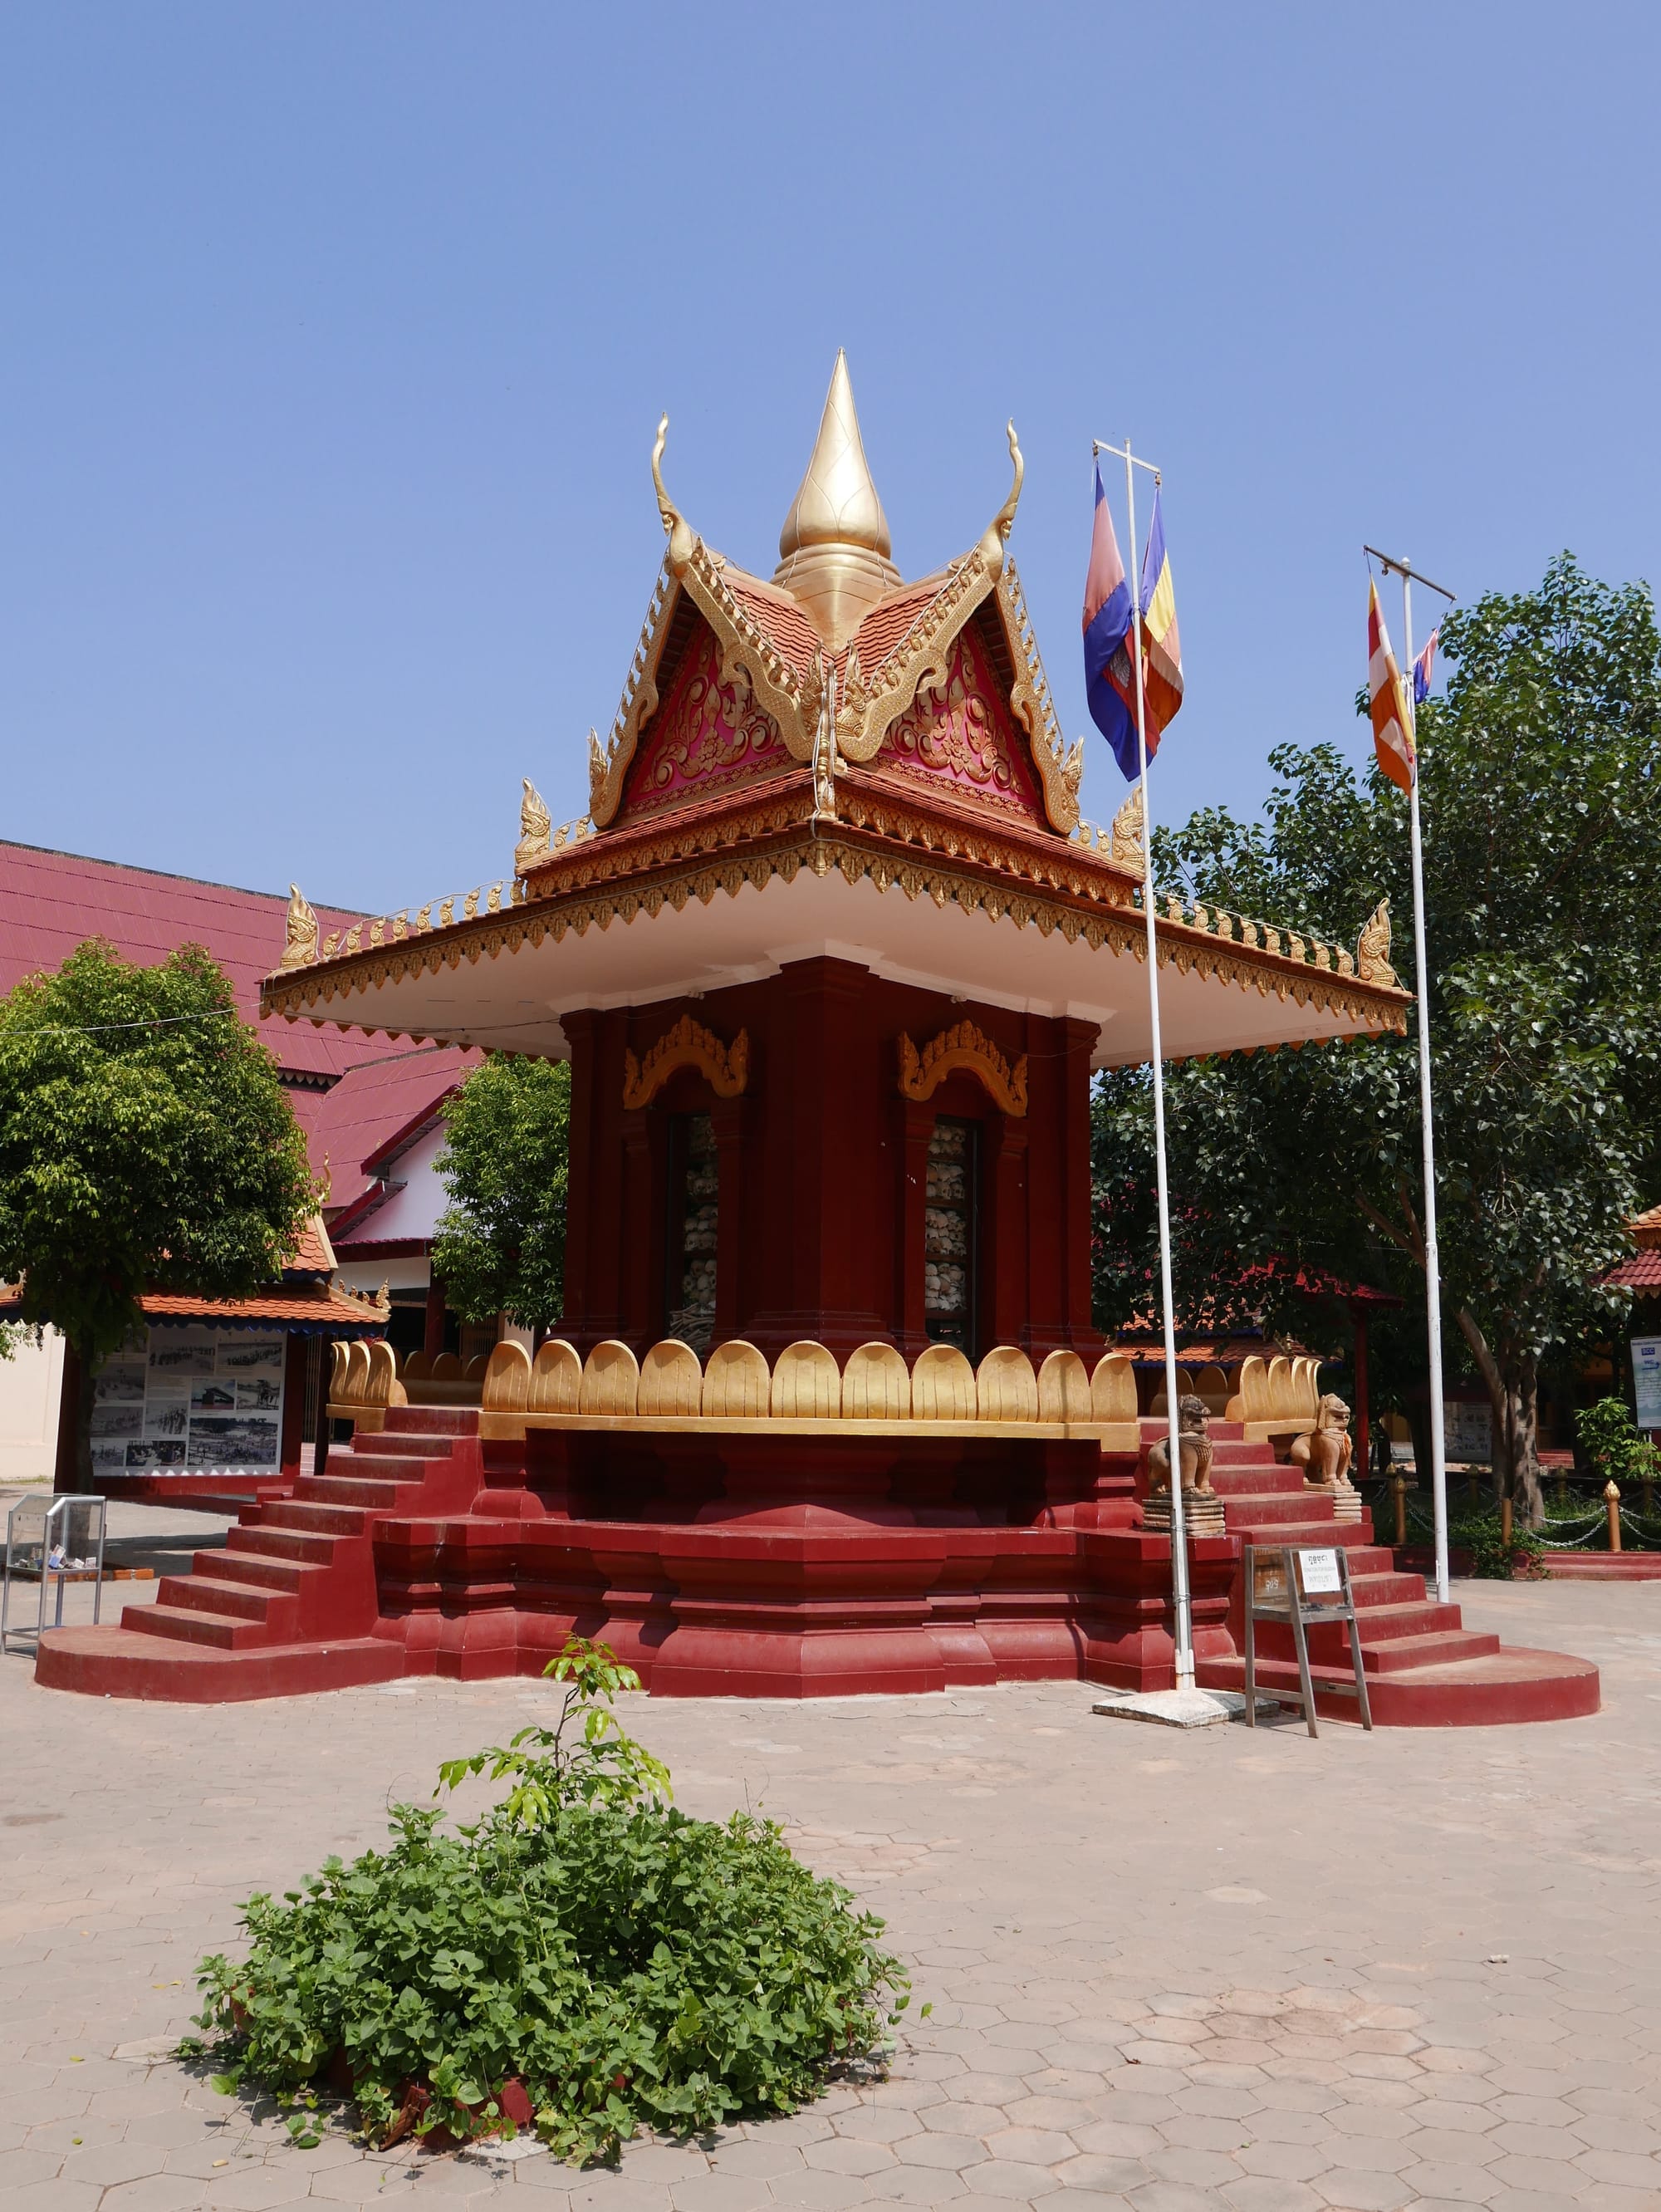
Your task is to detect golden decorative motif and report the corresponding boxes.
[281,885,319,969]
[1355,899,1397,988]
[878,627,1040,818]
[651,414,695,577]
[772,351,901,650]
[1110,784,1144,867]
[515,779,552,877]
[898,1021,1029,1116]
[835,552,992,763]
[621,1013,751,1110]
[977,421,1024,581]
[997,562,1084,834]
[262,792,1409,1049]
[589,563,677,825]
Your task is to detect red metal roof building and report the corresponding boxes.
[0,841,478,1487]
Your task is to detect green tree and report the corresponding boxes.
[431,1055,571,1329]
[0,941,316,1483]
[1095,557,1661,1523]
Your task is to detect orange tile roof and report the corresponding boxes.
[139,1286,384,1330]
[720,571,825,680]
[1629,1203,1661,1248]
[1605,1248,1661,1289]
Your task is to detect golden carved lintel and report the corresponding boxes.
[898,1019,1028,1116]
[622,1013,751,1111]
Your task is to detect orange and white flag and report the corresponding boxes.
[1368,579,1416,793]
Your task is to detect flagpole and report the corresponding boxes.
[1115,437,1194,1690]
[1398,570,1452,1606]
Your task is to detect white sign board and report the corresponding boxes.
[1297,1548,1342,1595]
[1632,1338,1661,1432]
[1443,1398,1492,1464]
[89,1327,286,1478]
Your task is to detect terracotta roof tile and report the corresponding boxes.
[849,575,955,672]
[1605,1248,1661,1288]
[139,1287,385,1330]
[719,571,824,679]
[1629,1202,1661,1248]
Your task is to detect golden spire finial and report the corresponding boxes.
[774,352,901,648]
[778,351,892,562]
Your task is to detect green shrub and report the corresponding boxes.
[1448,1513,1546,1580]
[186,1642,910,2162]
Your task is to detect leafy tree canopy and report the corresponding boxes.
[1095,557,1661,1516]
[0,940,315,1371]
[431,1054,571,1330]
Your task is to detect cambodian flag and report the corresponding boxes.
[1137,488,1184,744]
[1413,626,1439,706]
[1082,466,1138,780]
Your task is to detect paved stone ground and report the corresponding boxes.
[1,1562,1657,2212]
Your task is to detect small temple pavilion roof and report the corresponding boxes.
[262,359,1410,1067]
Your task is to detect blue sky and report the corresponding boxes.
[3,4,1657,917]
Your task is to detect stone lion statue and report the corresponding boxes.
[1288,1392,1354,1489]
[1146,1395,1216,1496]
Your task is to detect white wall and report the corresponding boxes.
[0,1327,63,1486]
[355,1124,450,1244]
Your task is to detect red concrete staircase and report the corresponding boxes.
[1191,1425,1600,1724]
[37,1409,483,1702]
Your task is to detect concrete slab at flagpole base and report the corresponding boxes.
[1092,1685,1281,1727]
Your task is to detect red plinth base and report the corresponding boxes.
[35,1412,1602,1725]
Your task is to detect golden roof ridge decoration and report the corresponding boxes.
[995,559,1084,836]
[589,560,677,825]
[622,1013,750,1110]
[899,1020,1028,1116]
[600,407,1069,828]
[282,885,319,969]
[1355,899,1397,988]
[514,780,552,877]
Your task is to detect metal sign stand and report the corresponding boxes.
[1242,1543,1373,1739]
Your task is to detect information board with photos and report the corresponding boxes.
[89,1327,286,1476]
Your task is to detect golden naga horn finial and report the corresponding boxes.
[281,883,319,969]
[979,419,1025,579]
[515,777,551,877]
[651,413,694,577]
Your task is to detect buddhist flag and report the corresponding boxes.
[1137,488,1184,744]
[1413,625,1440,706]
[1082,467,1139,779]
[1368,580,1416,792]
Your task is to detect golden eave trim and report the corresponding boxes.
[588,562,680,827]
[899,1021,1028,1116]
[261,819,1409,1057]
[622,1013,749,1109]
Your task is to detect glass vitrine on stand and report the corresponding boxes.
[2,1494,107,1651]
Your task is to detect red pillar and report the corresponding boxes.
[423,1276,447,1360]
[279,1333,307,1483]
[1352,1302,1370,1480]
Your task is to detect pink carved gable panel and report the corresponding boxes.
[620,622,791,821]
[870,623,1046,825]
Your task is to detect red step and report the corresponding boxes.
[1201,1642,1600,1724]
[36,1626,406,1701]
[125,1602,267,1650]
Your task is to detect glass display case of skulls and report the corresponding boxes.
[666,1111,719,1356]
[2,1493,107,1649]
[924,1116,978,1355]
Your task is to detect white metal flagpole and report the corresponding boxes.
[1114,437,1194,1688]
[1397,569,1452,1606]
